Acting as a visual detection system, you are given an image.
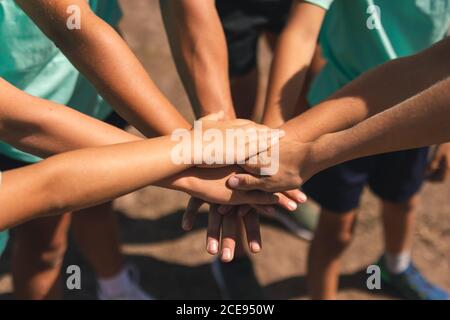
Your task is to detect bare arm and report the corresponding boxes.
[1,78,296,222]
[0,136,192,229]
[312,77,450,173]
[228,77,450,192]
[0,78,140,158]
[160,0,235,119]
[0,114,282,230]
[15,0,190,136]
[262,1,326,127]
[281,37,450,142]
[227,38,450,192]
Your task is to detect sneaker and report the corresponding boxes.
[262,202,319,241]
[211,256,264,300]
[376,257,449,300]
[98,264,154,300]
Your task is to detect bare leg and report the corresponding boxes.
[12,214,71,299]
[307,209,357,299]
[382,195,418,255]
[71,202,124,278]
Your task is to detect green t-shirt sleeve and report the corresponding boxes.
[303,0,334,10]
[0,231,9,258]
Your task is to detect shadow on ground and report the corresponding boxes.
[1,209,396,301]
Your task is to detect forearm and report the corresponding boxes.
[16,0,190,136]
[0,136,191,229]
[0,79,195,196]
[282,37,450,142]
[262,2,324,128]
[0,78,141,158]
[311,78,450,173]
[160,0,235,119]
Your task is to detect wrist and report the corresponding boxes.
[309,131,348,174]
[262,117,285,129]
[155,172,194,193]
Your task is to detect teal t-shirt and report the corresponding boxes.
[304,0,450,105]
[0,231,8,258]
[0,0,122,163]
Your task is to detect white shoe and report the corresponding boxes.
[98,264,155,300]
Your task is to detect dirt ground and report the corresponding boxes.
[0,0,448,300]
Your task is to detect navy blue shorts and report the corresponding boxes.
[302,148,429,213]
[216,0,292,77]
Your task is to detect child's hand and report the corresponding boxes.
[190,112,285,166]
[178,165,307,262]
[226,136,317,193]
[181,200,262,262]
[179,166,306,207]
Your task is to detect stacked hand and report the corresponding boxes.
[174,113,308,262]
[228,136,318,192]
[178,166,307,261]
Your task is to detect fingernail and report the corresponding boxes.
[251,242,261,253]
[238,208,245,217]
[222,248,232,261]
[207,241,218,254]
[288,201,297,211]
[182,220,191,230]
[297,193,307,203]
[278,129,286,138]
[228,176,240,188]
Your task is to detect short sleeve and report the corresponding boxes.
[303,0,334,10]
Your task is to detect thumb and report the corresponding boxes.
[182,197,204,231]
[227,174,268,191]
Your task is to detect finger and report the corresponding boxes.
[200,110,224,121]
[243,210,262,253]
[182,197,204,231]
[235,129,279,163]
[230,118,252,126]
[227,174,268,191]
[283,189,308,203]
[275,192,298,211]
[206,205,222,255]
[237,205,252,217]
[251,204,275,216]
[243,190,279,205]
[218,205,234,215]
[220,210,238,263]
[240,160,262,176]
[245,128,284,149]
